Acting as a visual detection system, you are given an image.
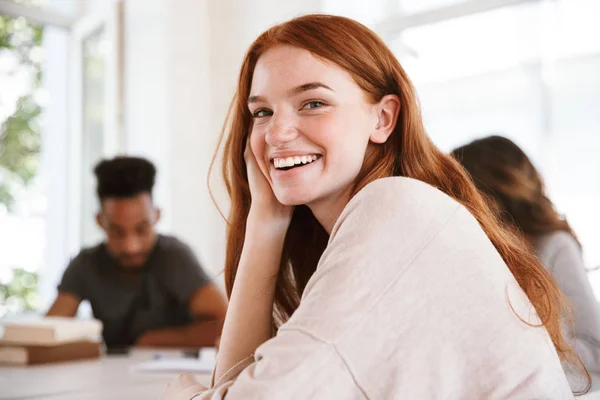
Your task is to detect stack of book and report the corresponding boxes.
[0,317,103,365]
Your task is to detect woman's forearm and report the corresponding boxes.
[214,219,288,381]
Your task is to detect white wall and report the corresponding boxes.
[165,0,218,279]
[123,0,172,231]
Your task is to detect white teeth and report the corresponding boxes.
[273,154,319,169]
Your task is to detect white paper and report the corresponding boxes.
[131,348,216,374]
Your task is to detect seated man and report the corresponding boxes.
[47,156,227,349]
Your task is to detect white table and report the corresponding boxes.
[2,352,600,399]
[0,349,211,400]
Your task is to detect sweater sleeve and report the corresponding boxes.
[544,232,600,374]
[192,330,365,400]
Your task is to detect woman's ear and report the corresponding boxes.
[370,94,400,144]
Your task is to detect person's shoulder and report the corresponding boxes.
[534,230,581,259]
[539,230,579,247]
[157,234,192,251]
[156,234,196,260]
[154,235,208,282]
[332,177,463,236]
[351,177,460,215]
[75,242,105,260]
[66,242,104,270]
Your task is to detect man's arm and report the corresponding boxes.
[135,283,227,347]
[46,291,82,317]
[46,253,88,317]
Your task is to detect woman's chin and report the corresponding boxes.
[275,192,315,207]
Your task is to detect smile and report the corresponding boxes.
[273,154,320,170]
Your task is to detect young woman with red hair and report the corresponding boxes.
[163,14,587,400]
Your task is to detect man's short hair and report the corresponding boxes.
[94,156,156,201]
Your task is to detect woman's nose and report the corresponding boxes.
[265,113,299,147]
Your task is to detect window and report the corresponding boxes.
[398,0,470,15]
[388,0,600,294]
[0,14,51,316]
[0,1,122,313]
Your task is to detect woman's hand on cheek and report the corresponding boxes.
[245,139,294,230]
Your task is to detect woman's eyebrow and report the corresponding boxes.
[248,82,334,104]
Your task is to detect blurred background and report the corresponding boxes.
[0,0,598,316]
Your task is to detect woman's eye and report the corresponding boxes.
[303,101,325,110]
[252,109,272,118]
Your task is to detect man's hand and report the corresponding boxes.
[46,292,81,317]
[162,373,207,400]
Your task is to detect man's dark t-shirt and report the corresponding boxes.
[58,235,211,347]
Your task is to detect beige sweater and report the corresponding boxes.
[197,177,572,399]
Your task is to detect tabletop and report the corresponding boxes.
[0,349,211,400]
[2,351,600,399]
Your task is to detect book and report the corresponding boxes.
[0,316,103,346]
[0,341,101,365]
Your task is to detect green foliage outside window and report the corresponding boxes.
[0,268,39,317]
[0,15,43,210]
[0,14,43,315]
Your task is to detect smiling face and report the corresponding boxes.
[248,45,383,216]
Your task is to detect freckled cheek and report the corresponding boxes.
[300,117,344,149]
[308,116,368,169]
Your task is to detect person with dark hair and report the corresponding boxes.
[452,135,600,375]
[47,156,227,349]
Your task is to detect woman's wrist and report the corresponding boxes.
[247,208,292,236]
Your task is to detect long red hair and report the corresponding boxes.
[212,14,588,392]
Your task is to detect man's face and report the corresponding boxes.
[97,193,160,270]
